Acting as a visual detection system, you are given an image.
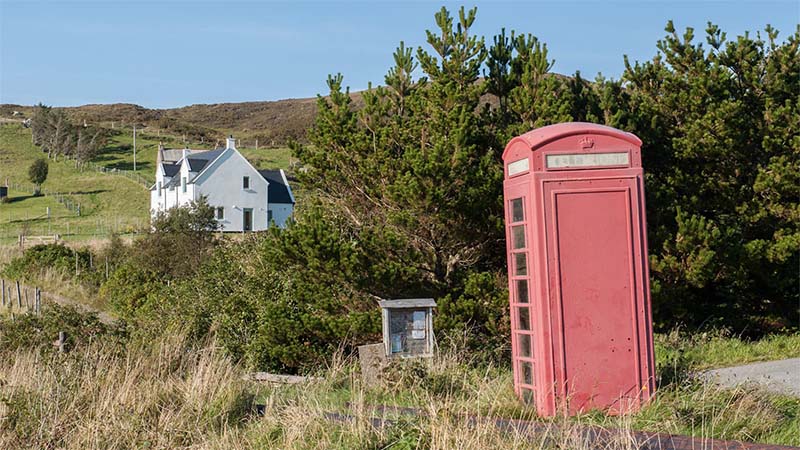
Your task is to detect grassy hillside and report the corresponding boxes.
[0,124,149,242]
[98,126,294,180]
[0,123,295,243]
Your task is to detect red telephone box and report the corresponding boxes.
[503,122,655,416]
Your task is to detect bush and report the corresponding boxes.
[100,262,165,320]
[0,304,125,353]
[27,158,48,195]
[3,243,91,281]
[126,197,220,280]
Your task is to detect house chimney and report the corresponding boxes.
[157,142,165,164]
[182,145,188,162]
[226,135,236,150]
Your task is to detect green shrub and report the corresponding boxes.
[100,262,164,320]
[0,304,126,353]
[4,243,91,280]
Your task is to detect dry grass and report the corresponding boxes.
[0,332,250,449]
[0,329,797,449]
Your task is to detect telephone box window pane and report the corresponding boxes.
[512,226,526,249]
[520,361,533,385]
[510,198,524,222]
[521,387,534,404]
[518,333,532,357]
[514,253,527,276]
[518,307,531,330]
[516,279,529,303]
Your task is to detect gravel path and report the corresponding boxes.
[701,358,800,396]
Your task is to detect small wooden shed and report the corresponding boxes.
[378,298,436,358]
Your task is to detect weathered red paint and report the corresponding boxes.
[502,122,656,416]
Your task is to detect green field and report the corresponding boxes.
[0,124,149,242]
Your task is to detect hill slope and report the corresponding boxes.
[0,124,150,241]
[0,92,368,146]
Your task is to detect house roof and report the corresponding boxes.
[160,148,213,164]
[186,149,225,173]
[162,163,180,178]
[258,169,294,204]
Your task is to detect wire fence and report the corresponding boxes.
[77,160,152,187]
[1,179,146,242]
[5,180,83,216]
[0,218,146,242]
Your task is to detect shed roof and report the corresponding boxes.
[503,122,641,160]
[379,298,437,309]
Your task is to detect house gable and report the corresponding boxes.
[193,148,264,188]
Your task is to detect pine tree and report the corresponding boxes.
[620,22,799,329]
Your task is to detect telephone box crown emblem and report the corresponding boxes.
[579,137,594,149]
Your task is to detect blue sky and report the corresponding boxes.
[1,1,797,108]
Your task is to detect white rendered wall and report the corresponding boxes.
[268,203,293,228]
[150,165,169,216]
[193,150,268,232]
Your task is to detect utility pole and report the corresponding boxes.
[133,124,137,172]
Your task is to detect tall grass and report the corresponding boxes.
[0,332,250,449]
[1,329,797,449]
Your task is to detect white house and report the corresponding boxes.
[150,136,295,231]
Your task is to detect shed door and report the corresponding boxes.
[543,178,643,413]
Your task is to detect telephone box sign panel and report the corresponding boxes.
[508,158,530,176]
[545,152,629,169]
[502,122,655,417]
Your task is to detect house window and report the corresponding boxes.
[157,182,162,197]
[182,176,187,193]
[216,207,224,220]
[242,176,250,190]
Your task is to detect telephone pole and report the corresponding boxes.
[133,124,137,172]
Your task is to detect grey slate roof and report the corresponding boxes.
[258,169,294,204]
[186,149,225,173]
[160,148,211,164]
[162,163,180,178]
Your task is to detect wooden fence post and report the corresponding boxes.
[16,280,21,308]
[1,279,4,307]
[58,331,66,353]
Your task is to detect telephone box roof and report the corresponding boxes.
[502,122,642,161]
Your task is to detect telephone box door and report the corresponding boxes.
[542,176,650,414]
